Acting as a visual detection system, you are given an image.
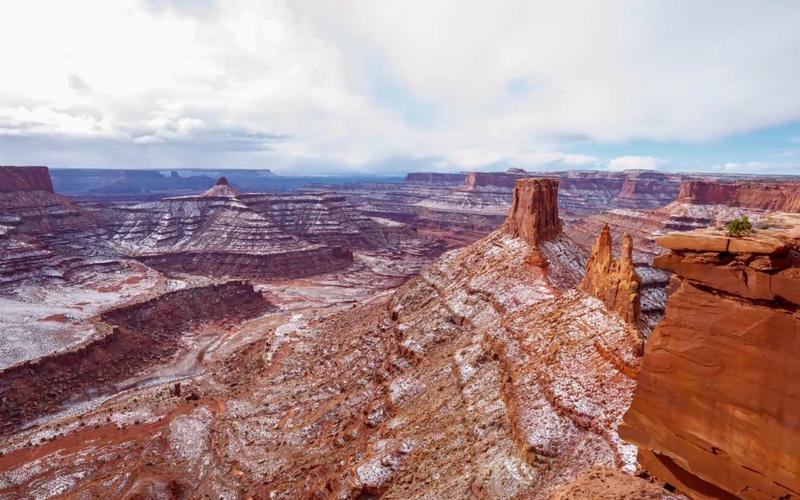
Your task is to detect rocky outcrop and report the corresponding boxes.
[503,178,562,246]
[677,180,800,212]
[580,225,641,327]
[0,281,272,434]
[202,176,238,197]
[0,168,109,288]
[620,214,800,499]
[0,166,54,193]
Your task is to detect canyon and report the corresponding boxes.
[1,165,799,498]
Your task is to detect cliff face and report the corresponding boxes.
[464,171,526,189]
[580,225,641,327]
[677,180,800,212]
[0,168,109,288]
[0,166,54,193]
[620,214,800,499]
[503,178,562,246]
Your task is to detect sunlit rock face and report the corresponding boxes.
[503,178,562,246]
[580,225,641,329]
[677,179,800,212]
[621,214,800,500]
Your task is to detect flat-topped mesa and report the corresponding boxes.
[464,171,526,190]
[580,225,641,326]
[620,214,800,499]
[0,166,54,193]
[677,179,800,212]
[503,178,562,246]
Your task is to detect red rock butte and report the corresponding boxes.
[621,214,800,499]
[503,178,562,246]
[0,166,54,193]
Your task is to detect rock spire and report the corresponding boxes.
[503,178,562,246]
[580,224,641,326]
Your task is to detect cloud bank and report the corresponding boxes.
[0,0,799,174]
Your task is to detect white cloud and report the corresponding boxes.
[608,156,668,171]
[0,0,799,173]
[707,161,800,173]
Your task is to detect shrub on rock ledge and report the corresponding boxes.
[726,215,752,238]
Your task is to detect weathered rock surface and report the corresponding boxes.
[0,281,272,435]
[0,166,54,193]
[0,169,111,289]
[678,179,800,212]
[580,225,641,328]
[0,169,652,499]
[97,178,417,278]
[504,178,562,246]
[621,214,800,499]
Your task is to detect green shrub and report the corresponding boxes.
[726,215,752,237]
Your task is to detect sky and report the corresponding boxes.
[0,0,799,175]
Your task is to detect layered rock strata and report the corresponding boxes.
[0,166,54,193]
[0,172,660,498]
[677,179,800,212]
[0,167,110,288]
[99,179,412,278]
[503,178,562,246]
[580,224,641,328]
[620,214,800,499]
[0,281,271,435]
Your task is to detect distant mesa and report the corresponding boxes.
[0,166,54,193]
[503,178,562,246]
[676,179,800,212]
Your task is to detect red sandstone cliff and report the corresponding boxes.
[503,178,562,246]
[0,166,54,193]
[580,225,641,327]
[620,215,800,499]
[677,180,800,212]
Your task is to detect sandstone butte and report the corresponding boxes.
[503,177,562,246]
[620,213,800,499]
[580,224,642,329]
[678,179,800,213]
[0,166,54,193]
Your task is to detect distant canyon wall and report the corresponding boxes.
[677,180,800,212]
